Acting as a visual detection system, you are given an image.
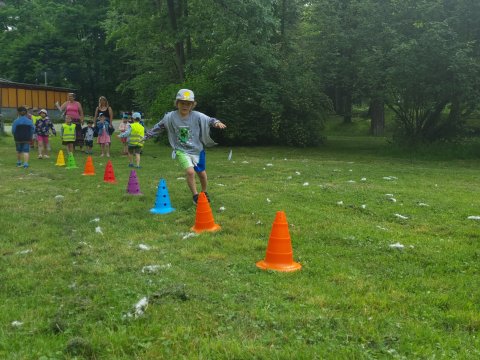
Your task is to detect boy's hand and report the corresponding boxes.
[215,122,227,129]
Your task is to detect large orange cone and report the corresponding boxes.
[256,211,301,272]
[82,156,95,175]
[103,160,116,183]
[55,150,65,166]
[191,192,221,233]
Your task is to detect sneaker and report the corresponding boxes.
[23,163,29,169]
[38,155,43,159]
[100,154,104,157]
[128,163,134,168]
[16,161,22,167]
[43,155,49,159]
[106,154,110,157]
[193,194,199,204]
[135,165,141,169]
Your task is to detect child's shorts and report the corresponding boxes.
[84,140,93,147]
[128,145,142,155]
[120,137,127,143]
[176,150,206,172]
[16,143,30,153]
[37,135,49,144]
[62,141,74,146]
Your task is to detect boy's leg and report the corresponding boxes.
[135,153,141,167]
[186,167,198,195]
[197,170,208,193]
[106,143,110,157]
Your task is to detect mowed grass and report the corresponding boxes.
[0,134,480,359]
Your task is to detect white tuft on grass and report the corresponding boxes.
[361,177,367,181]
[17,249,32,255]
[389,242,405,250]
[376,225,388,231]
[181,232,197,240]
[95,226,104,235]
[295,171,301,175]
[176,177,186,180]
[11,321,23,327]
[336,201,344,205]
[242,161,249,164]
[90,218,100,222]
[142,264,172,273]
[394,214,409,220]
[347,180,356,183]
[385,194,394,197]
[361,204,367,209]
[266,198,271,203]
[467,216,480,220]
[138,244,151,251]
[418,203,430,207]
[216,183,226,187]
[256,220,263,225]
[388,198,397,203]
[303,182,309,186]
[266,163,273,167]
[134,297,149,318]
[219,206,226,211]
[54,195,64,201]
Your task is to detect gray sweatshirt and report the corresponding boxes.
[145,110,219,155]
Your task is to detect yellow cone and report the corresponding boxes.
[55,150,65,166]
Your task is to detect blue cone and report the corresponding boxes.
[150,178,175,214]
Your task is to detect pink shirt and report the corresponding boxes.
[65,102,80,118]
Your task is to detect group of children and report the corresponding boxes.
[13,89,227,205]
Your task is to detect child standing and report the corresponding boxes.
[31,107,41,150]
[35,109,56,159]
[96,114,111,157]
[82,120,95,154]
[143,89,226,204]
[61,115,76,154]
[12,106,35,168]
[118,114,129,155]
[118,112,144,168]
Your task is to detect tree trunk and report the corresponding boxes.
[369,98,385,136]
[167,0,185,82]
[343,90,352,123]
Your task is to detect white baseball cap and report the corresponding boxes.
[39,109,48,115]
[132,112,142,119]
[176,89,195,102]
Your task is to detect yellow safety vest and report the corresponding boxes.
[62,123,76,142]
[129,122,145,147]
[31,115,41,125]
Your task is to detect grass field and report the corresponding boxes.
[1,132,480,359]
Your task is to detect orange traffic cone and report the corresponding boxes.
[256,211,302,272]
[191,192,221,233]
[82,156,95,176]
[55,150,65,166]
[103,160,116,183]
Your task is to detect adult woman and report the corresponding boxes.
[94,96,113,126]
[59,93,84,151]
[94,96,114,156]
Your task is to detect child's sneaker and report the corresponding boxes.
[43,155,49,159]
[204,192,211,203]
[16,161,22,167]
[128,163,134,168]
[193,194,199,205]
[135,165,141,169]
[38,155,43,159]
[23,163,29,169]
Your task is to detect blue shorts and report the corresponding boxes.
[16,143,30,153]
[176,150,206,172]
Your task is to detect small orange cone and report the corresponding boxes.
[191,192,221,233]
[256,211,302,272]
[55,150,65,166]
[82,156,95,176]
[103,160,116,183]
